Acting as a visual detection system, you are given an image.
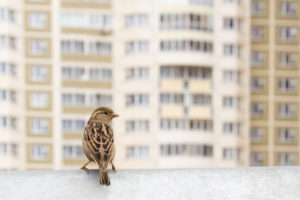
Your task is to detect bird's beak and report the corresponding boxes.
[112,113,119,118]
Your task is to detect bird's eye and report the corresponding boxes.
[104,112,108,115]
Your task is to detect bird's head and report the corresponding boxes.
[90,107,119,123]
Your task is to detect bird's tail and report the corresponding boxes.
[99,170,110,186]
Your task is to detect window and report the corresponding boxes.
[223,17,241,30]
[125,67,149,80]
[280,2,296,17]
[62,93,112,107]
[63,145,84,159]
[160,66,211,79]
[250,127,264,142]
[89,42,111,55]
[62,67,84,81]
[62,94,71,105]
[251,77,264,91]
[30,92,48,108]
[160,66,184,78]
[223,96,239,109]
[223,122,240,135]
[250,152,264,166]
[160,40,213,53]
[251,26,265,42]
[61,40,111,56]
[223,0,240,4]
[0,35,16,50]
[61,40,83,54]
[189,120,212,132]
[160,119,213,132]
[160,13,213,32]
[277,153,296,166]
[126,94,149,106]
[160,93,184,104]
[223,148,240,160]
[30,39,47,55]
[62,93,85,106]
[192,94,211,105]
[0,143,18,157]
[223,44,241,57]
[251,102,264,117]
[279,27,298,42]
[90,14,113,31]
[0,117,7,128]
[31,118,49,135]
[278,128,295,143]
[125,41,149,54]
[63,66,112,82]
[0,90,16,103]
[126,120,149,132]
[126,146,149,159]
[125,14,148,28]
[11,144,18,157]
[160,144,213,157]
[62,120,72,132]
[0,143,8,156]
[29,12,47,29]
[279,52,296,68]
[189,67,211,79]
[278,78,295,92]
[0,90,6,102]
[89,68,112,81]
[31,144,49,160]
[0,8,15,22]
[90,94,112,107]
[62,119,85,133]
[61,13,113,31]
[251,0,265,16]
[0,63,17,76]
[190,0,213,6]
[0,116,17,130]
[30,65,48,82]
[223,70,240,83]
[251,51,265,67]
[278,103,296,117]
[160,119,185,131]
[64,94,81,106]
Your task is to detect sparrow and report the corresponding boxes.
[81,106,119,186]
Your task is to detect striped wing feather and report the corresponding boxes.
[84,121,114,162]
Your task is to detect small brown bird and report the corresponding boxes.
[81,107,119,186]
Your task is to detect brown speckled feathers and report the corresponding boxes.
[81,107,118,186]
[84,121,114,162]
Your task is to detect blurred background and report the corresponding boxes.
[0,0,298,170]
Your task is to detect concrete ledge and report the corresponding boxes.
[0,167,300,200]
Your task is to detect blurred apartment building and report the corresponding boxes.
[250,0,300,166]
[0,0,250,170]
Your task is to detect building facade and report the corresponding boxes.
[250,0,300,166]
[0,0,250,170]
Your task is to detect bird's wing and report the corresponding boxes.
[84,120,114,162]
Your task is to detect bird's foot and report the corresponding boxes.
[80,166,89,174]
[112,165,116,173]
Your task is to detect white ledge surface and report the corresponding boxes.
[0,167,300,200]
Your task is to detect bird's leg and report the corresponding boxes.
[111,161,116,172]
[80,161,91,173]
